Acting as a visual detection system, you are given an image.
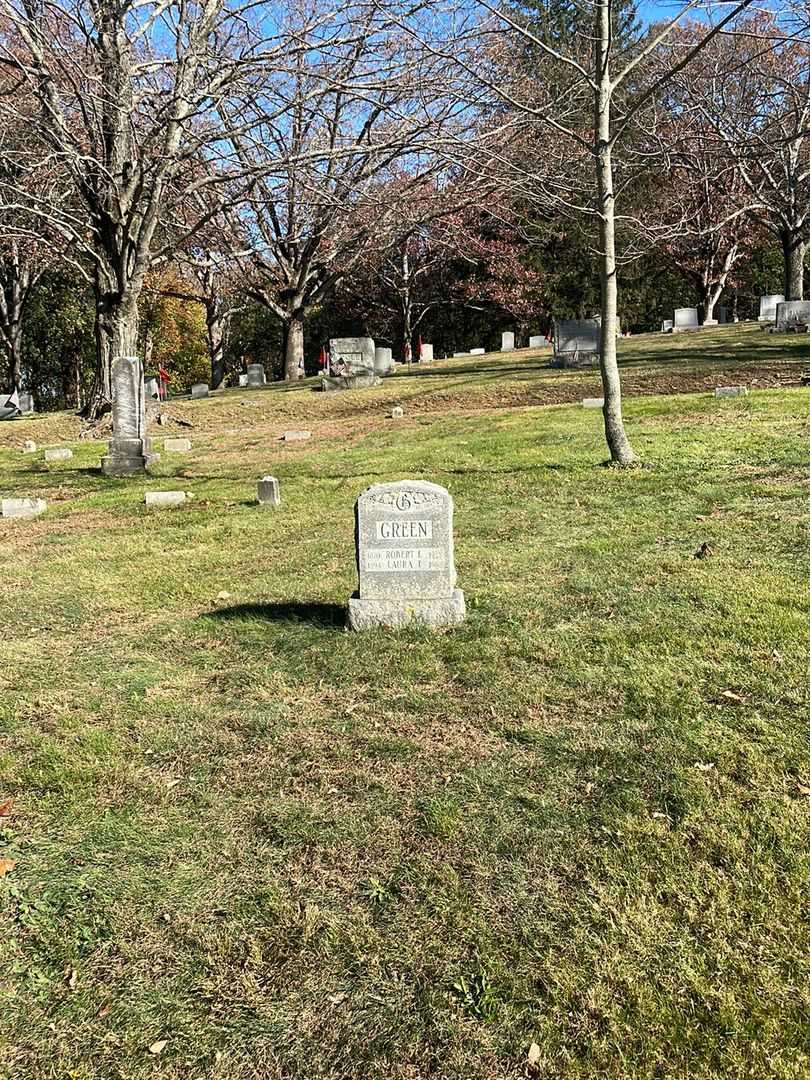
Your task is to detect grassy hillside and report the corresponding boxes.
[1,323,808,1078]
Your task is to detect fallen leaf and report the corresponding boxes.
[165,778,182,790]
[720,690,744,703]
[693,542,713,560]
[148,1040,168,1055]
[0,799,12,817]
[67,968,79,990]
[694,762,715,772]
[0,857,17,877]
[216,591,231,601]
[796,781,810,798]
[97,1005,111,1018]
[528,1042,542,1066]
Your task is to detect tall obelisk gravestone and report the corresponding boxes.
[348,480,465,630]
[101,356,156,476]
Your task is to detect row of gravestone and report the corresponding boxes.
[662,297,810,333]
[2,469,466,632]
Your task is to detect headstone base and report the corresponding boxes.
[101,437,157,477]
[347,588,465,631]
[321,374,381,392]
[551,352,600,369]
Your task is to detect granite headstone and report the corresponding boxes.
[348,480,465,630]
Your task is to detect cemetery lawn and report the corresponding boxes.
[1,327,809,1078]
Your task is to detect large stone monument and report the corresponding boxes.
[552,319,600,367]
[775,300,810,332]
[758,295,784,323]
[501,331,515,351]
[347,480,465,631]
[673,307,700,332]
[101,356,155,476]
[323,337,381,391]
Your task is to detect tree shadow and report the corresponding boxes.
[205,601,346,628]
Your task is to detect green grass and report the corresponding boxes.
[0,325,809,1078]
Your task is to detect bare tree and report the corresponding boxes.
[642,110,757,322]
[663,14,810,300]
[0,47,74,391]
[389,0,757,464]
[221,0,465,380]
[0,0,269,415]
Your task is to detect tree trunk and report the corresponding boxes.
[10,330,23,391]
[595,0,637,466]
[84,266,140,419]
[780,230,805,301]
[284,310,305,380]
[208,303,227,390]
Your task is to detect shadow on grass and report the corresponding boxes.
[205,601,346,628]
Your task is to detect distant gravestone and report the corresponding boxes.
[758,294,785,323]
[280,430,311,442]
[717,306,728,324]
[582,397,604,408]
[257,476,281,507]
[44,448,73,462]
[421,343,434,362]
[452,351,468,357]
[501,331,515,351]
[391,406,404,419]
[714,386,749,398]
[102,356,155,476]
[323,337,380,391]
[775,300,810,332]
[673,307,700,332]
[1,497,46,519]
[238,374,249,387]
[246,364,266,388]
[191,383,209,399]
[330,337,375,375]
[144,376,160,400]
[348,480,465,631]
[661,319,674,333]
[145,491,187,508]
[22,440,37,453]
[17,392,33,414]
[374,347,394,375]
[164,437,191,452]
[529,335,545,348]
[469,347,486,355]
[553,319,600,367]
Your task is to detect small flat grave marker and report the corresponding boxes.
[391,406,404,420]
[23,441,37,453]
[714,386,748,398]
[145,491,187,508]
[2,497,47,519]
[191,383,209,399]
[164,438,192,452]
[582,397,604,408]
[348,479,465,631]
[44,448,73,462]
[280,430,311,442]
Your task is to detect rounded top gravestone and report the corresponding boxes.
[348,479,465,630]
